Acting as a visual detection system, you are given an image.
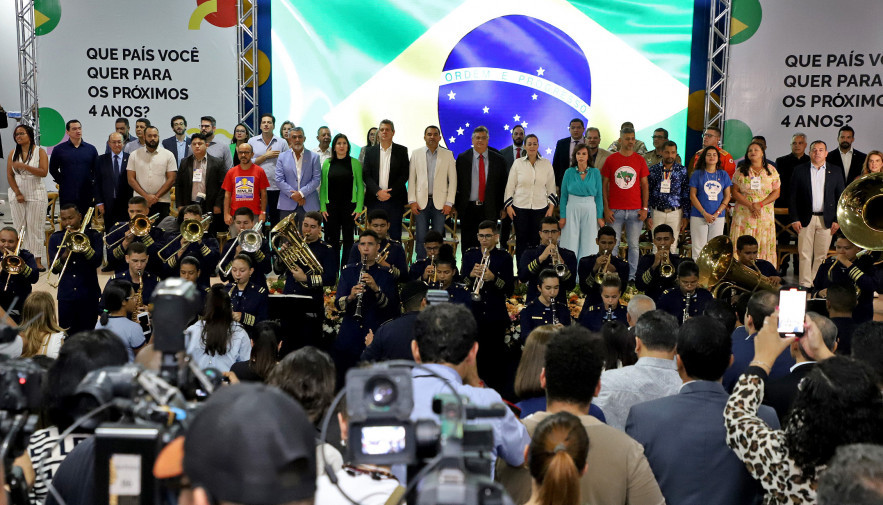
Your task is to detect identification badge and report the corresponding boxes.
[750,176,761,190]
[660,179,671,193]
[708,192,718,201]
[192,170,203,183]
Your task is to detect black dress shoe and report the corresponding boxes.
[37,266,46,272]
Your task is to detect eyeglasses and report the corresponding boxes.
[652,135,666,139]
[540,229,560,234]
[13,132,27,137]
[477,233,495,239]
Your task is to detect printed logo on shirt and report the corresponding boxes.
[613,166,638,189]
[703,180,722,200]
[235,176,255,201]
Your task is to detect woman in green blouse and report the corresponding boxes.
[320,133,364,267]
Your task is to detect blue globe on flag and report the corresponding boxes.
[438,15,592,156]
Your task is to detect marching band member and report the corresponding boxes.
[347,209,407,283]
[635,224,682,300]
[429,253,471,306]
[109,242,159,337]
[0,226,38,323]
[460,220,514,395]
[162,204,219,287]
[179,256,210,314]
[225,253,269,333]
[48,204,103,335]
[408,230,444,282]
[520,269,571,340]
[106,196,166,276]
[218,207,271,282]
[278,211,339,297]
[735,235,782,284]
[657,261,712,325]
[334,230,398,384]
[813,232,876,323]
[578,274,627,332]
[518,217,576,304]
[577,226,629,305]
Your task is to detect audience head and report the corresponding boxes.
[184,383,317,505]
[626,294,656,327]
[249,321,281,380]
[400,280,429,312]
[600,320,636,369]
[412,304,477,367]
[785,356,883,480]
[818,444,883,505]
[703,299,738,334]
[267,346,336,427]
[634,310,678,354]
[795,312,838,360]
[19,292,64,358]
[851,321,883,383]
[677,315,732,381]
[826,283,857,316]
[179,256,201,284]
[202,284,235,356]
[543,326,605,408]
[99,279,135,326]
[515,325,559,400]
[528,411,589,505]
[746,290,778,332]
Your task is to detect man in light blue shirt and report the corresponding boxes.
[249,113,289,227]
[594,310,682,430]
[161,115,191,168]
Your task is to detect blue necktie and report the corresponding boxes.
[113,155,120,197]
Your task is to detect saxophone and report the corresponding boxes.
[131,270,144,323]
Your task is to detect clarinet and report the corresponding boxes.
[682,291,693,323]
[353,255,368,320]
[551,303,560,326]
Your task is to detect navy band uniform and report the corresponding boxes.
[49,228,103,335]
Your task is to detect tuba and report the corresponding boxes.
[270,214,323,275]
[837,172,883,251]
[697,236,779,299]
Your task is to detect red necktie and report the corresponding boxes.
[516,147,521,158]
[478,153,486,202]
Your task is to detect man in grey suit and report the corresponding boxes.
[498,125,525,250]
[627,315,780,505]
[586,126,612,169]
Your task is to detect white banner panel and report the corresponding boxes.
[35,0,238,148]
[725,0,883,159]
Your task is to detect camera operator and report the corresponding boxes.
[409,304,530,473]
[20,330,129,505]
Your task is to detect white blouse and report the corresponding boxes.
[503,156,558,210]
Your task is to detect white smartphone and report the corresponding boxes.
[777,288,807,337]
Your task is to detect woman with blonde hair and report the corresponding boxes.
[861,150,883,175]
[20,291,65,358]
[525,411,589,505]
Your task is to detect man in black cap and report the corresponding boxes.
[360,280,429,362]
[185,383,317,505]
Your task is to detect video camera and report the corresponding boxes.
[324,362,513,505]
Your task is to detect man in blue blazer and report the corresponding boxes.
[788,140,845,288]
[627,315,780,505]
[94,132,133,226]
[275,126,321,224]
[161,115,192,167]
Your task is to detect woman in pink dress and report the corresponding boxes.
[729,141,780,262]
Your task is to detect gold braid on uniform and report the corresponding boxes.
[83,245,96,260]
[201,245,212,256]
[528,259,540,273]
[142,236,154,247]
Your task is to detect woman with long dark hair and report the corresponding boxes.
[689,145,732,258]
[525,411,589,505]
[730,141,780,262]
[229,122,252,160]
[6,124,48,270]
[229,320,281,382]
[95,279,145,361]
[319,133,364,267]
[358,126,378,164]
[559,143,605,260]
[185,283,251,371]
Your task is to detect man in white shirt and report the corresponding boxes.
[407,125,456,259]
[126,126,177,221]
[363,120,410,241]
[313,126,332,166]
[249,113,289,226]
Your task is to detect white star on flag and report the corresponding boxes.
[465,123,470,127]
[546,148,552,155]
[449,136,456,143]
[531,94,538,100]
[537,67,545,76]
[513,114,521,122]
[456,127,464,135]
[521,121,528,128]
[447,90,456,100]
[482,106,489,113]
[503,124,510,130]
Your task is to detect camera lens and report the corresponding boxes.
[369,378,397,407]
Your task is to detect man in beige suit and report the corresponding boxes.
[408,125,457,259]
[496,326,665,505]
[586,126,612,169]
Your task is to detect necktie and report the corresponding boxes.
[478,154,486,202]
[516,147,521,158]
[113,155,120,197]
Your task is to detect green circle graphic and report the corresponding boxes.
[722,119,753,158]
[38,107,66,146]
[34,0,61,36]
[730,0,762,45]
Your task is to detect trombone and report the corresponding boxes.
[157,214,213,262]
[47,207,95,288]
[217,221,263,277]
[0,226,26,291]
[104,213,160,249]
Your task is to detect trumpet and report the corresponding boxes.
[353,255,368,320]
[104,213,160,248]
[659,250,675,278]
[48,207,95,288]
[0,226,26,291]
[426,254,438,288]
[549,240,566,277]
[471,248,491,302]
[217,221,263,277]
[158,214,213,262]
[594,248,611,285]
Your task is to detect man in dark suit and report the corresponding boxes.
[775,132,809,277]
[359,281,427,363]
[94,132,133,226]
[551,118,585,187]
[627,316,780,505]
[788,139,846,288]
[361,119,409,241]
[826,125,866,185]
[161,115,192,168]
[175,133,226,222]
[454,126,507,252]
[763,312,838,423]
[498,125,525,250]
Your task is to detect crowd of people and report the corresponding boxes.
[0,110,881,505]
